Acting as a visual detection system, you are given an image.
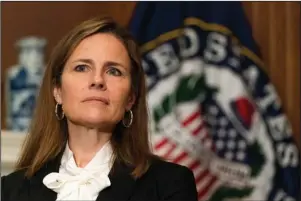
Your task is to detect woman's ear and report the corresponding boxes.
[126,91,136,111]
[53,87,62,104]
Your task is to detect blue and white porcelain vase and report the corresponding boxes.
[6,36,47,132]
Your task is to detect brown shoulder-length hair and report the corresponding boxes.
[15,16,154,179]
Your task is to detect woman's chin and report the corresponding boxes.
[67,116,112,129]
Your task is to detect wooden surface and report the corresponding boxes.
[243,2,300,146]
[1,2,300,145]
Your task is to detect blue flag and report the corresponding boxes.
[129,2,300,201]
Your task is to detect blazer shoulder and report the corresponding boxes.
[1,169,28,200]
[147,157,198,201]
[2,168,27,184]
[150,157,192,175]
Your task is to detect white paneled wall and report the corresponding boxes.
[1,130,26,175]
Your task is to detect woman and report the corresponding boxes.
[1,16,198,201]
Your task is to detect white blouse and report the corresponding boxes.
[43,141,113,200]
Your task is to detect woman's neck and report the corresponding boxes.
[67,124,112,168]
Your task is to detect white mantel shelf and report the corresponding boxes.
[1,130,26,175]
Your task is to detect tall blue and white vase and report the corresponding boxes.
[6,36,47,132]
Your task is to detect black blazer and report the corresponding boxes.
[1,155,198,201]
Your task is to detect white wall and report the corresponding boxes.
[1,131,26,175]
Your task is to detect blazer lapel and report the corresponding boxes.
[96,160,137,201]
[28,154,62,201]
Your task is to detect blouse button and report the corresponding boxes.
[80,179,91,186]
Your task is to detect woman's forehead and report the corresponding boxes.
[67,33,131,66]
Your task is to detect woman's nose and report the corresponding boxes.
[89,74,106,90]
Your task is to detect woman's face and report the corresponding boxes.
[53,33,135,131]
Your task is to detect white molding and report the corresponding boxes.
[1,130,26,175]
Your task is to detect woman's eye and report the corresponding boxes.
[107,67,122,76]
[74,64,88,72]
